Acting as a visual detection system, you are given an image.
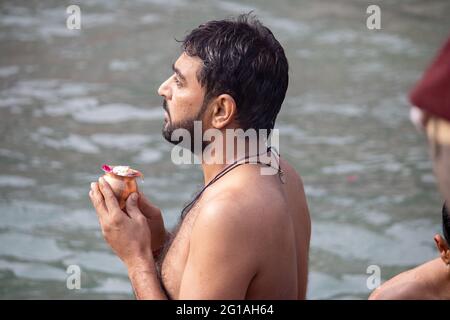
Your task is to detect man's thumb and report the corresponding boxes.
[126,193,141,218]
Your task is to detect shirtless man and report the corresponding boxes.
[89,14,311,299]
[369,204,450,300]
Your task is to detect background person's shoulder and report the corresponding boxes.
[368,272,432,300]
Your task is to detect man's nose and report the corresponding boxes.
[158,77,171,99]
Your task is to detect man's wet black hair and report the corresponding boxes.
[181,13,289,132]
[443,203,450,244]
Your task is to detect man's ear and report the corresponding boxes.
[210,94,236,129]
[434,234,450,265]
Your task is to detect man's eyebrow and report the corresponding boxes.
[172,63,186,82]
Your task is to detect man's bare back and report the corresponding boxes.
[159,157,311,299]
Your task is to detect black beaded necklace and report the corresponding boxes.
[180,146,285,219]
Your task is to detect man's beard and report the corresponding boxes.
[161,99,209,153]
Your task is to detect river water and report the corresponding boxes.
[1,0,450,299]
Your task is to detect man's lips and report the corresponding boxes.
[162,101,169,120]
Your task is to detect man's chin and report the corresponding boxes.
[161,118,204,153]
[162,124,182,146]
[162,128,174,144]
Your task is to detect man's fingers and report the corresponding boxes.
[138,191,160,219]
[89,182,107,219]
[126,193,145,220]
[98,177,121,215]
[138,191,153,216]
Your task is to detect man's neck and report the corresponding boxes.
[201,162,228,185]
[200,137,262,185]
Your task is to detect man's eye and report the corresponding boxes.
[174,76,182,87]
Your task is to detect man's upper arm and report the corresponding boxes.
[369,281,427,300]
[178,200,259,299]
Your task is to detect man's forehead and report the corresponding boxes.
[174,52,202,78]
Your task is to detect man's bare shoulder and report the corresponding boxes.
[193,189,273,239]
[369,281,433,300]
[278,157,309,214]
[204,165,288,213]
[189,181,287,252]
[187,193,264,275]
[190,157,308,245]
[369,266,434,300]
[279,157,304,186]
